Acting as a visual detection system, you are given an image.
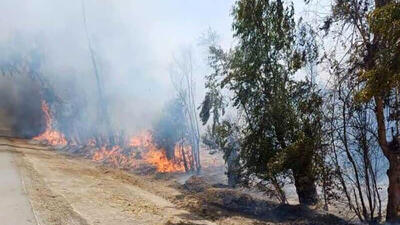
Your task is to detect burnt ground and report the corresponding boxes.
[0,137,354,225]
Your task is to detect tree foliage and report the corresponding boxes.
[357,2,400,102]
[201,0,323,205]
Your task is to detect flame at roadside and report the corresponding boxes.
[130,131,192,172]
[32,102,192,173]
[33,101,67,146]
[144,143,191,173]
[91,131,192,173]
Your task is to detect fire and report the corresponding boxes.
[33,101,67,146]
[144,143,192,173]
[32,101,194,173]
[129,131,152,148]
[129,131,191,172]
[90,131,192,173]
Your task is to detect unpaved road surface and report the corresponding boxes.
[0,137,347,225]
[0,137,216,225]
[0,148,37,225]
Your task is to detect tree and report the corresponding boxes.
[169,49,202,172]
[319,0,400,221]
[288,78,324,206]
[81,0,113,146]
[363,3,400,221]
[201,0,323,206]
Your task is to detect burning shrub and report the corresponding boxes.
[151,98,197,172]
[80,97,197,174]
[153,98,188,160]
[83,130,191,173]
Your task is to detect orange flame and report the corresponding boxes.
[144,143,192,172]
[90,131,192,173]
[129,131,191,172]
[33,101,67,146]
[31,102,221,173]
[129,131,152,148]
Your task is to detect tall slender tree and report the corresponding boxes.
[170,49,202,172]
[81,0,113,145]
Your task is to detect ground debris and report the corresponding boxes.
[184,176,212,193]
[180,175,352,225]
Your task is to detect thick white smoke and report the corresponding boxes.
[0,0,233,136]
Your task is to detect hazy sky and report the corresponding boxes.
[0,0,236,133]
[0,0,323,133]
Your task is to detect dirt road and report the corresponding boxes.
[0,137,218,225]
[0,147,37,225]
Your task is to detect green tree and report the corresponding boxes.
[320,0,400,221]
[363,2,400,221]
[201,0,323,206]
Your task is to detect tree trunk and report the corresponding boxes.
[291,144,318,206]
[375,96,400,222]
[386,139,400,223]
[226,148,239,187]
[293,170,318,206]
[181,144,189,172]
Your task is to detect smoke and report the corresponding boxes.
[0,75,43,137]
[0,0,233,137]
